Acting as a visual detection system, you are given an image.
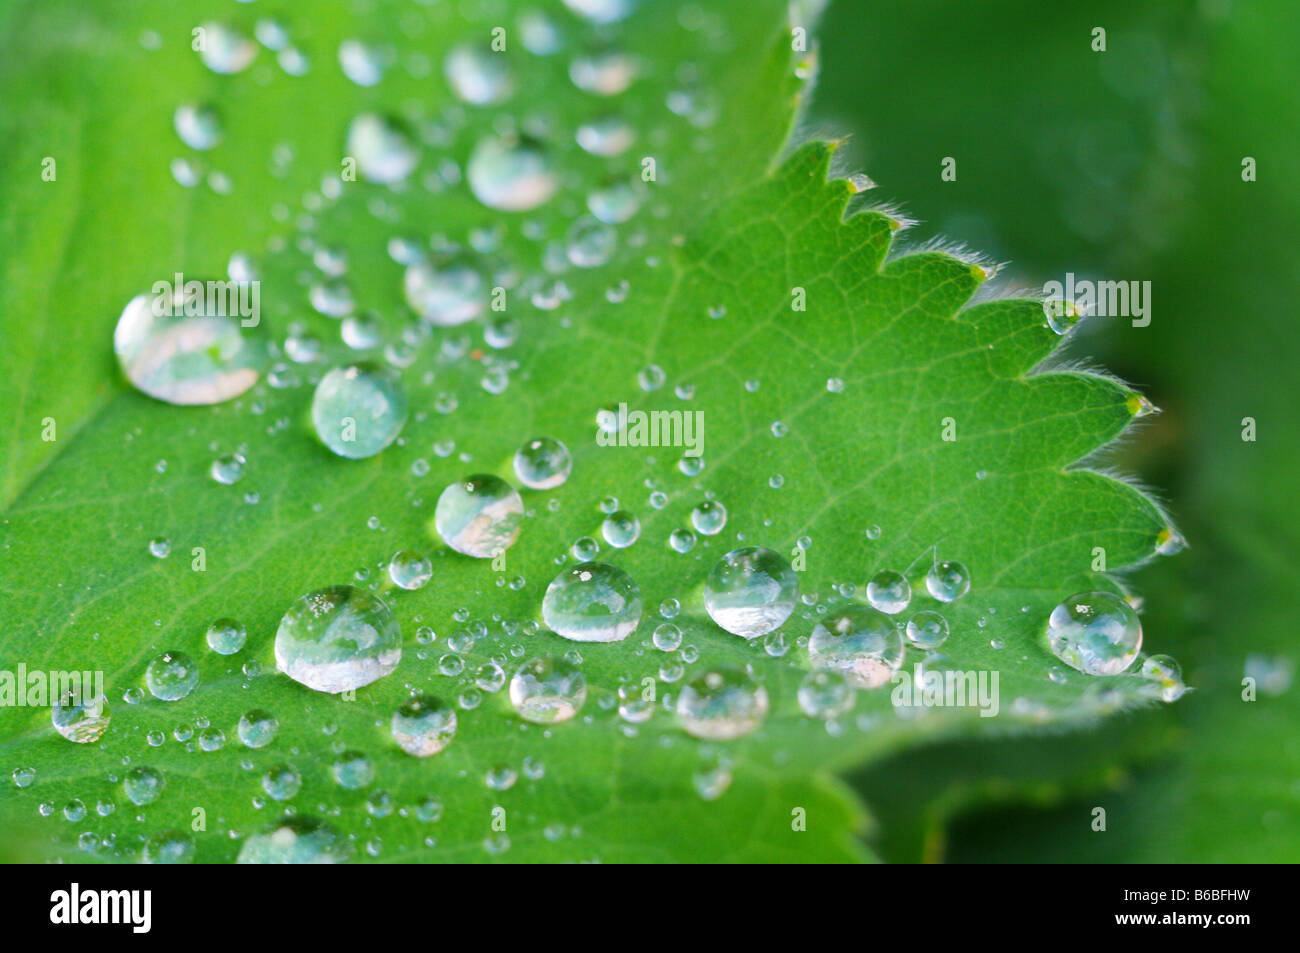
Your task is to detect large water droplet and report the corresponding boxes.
[1046,591,1141,676]
[274,586,401,693]
[467,136,557,211]
[345,113,418,184]
[114,288,265,405]
[509,656,587,723]
[676,666,769,740]
[391,695,457,756]
[311,363,408,459]
[703,547,799,638]
[433,475,524,558]
[512,437,572,489]
[542,562,642,642]
[808,605,904,688]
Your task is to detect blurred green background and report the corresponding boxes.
[812,0,1300,861]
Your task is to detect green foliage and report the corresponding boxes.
[0,0,1180,862]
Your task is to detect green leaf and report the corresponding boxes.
[0,0,1178,862]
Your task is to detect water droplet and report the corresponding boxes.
[570,49,636,96]
[676,666,769,740]
[668,528,697,553]
[576,115,634,156]
[311,363,408,459]
[601,510,640,548]
[143,831,195,864]
[905,610,949,650]
[513,437,573,489]
[588,180,642,224]
[690,501,727,536]
[123,766,165,806]
[1138,654,1185,702]
[542,563,642,642]
[509,656,587,723]
[866,570,911,614]
[345,113,418,184]
[652,622,682,652]
[338,39,385,87]
[566,216,616,267]
[237,710,279,748]
[434,475,524,558]
[925,560,971,602]
[703,547,799,638]
[445,44,513,104]
[210,452,246,485]
[146,651,199,701]
[1155,526,1186,556]
[341,311,383,350]
[797,670,854,719]
[332,751,375,789]
[174,103,222,150]
[388,549,433,590]
[274,586,401,693]
[467,135,557,211]
[1047,591,1142,676]
[564,0,637,24]
[148,537,171,558]
[237,816,353,864]
[205,617,247,655]
[391,695,457,756]
[1043,298,1082,335]
[114,289,265,405]
[809,605,904,688]
[403,259,487,326]
[197,22,256,74]
[617,683,655,723]
[52,693,110,743]
[262,764,301,801]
